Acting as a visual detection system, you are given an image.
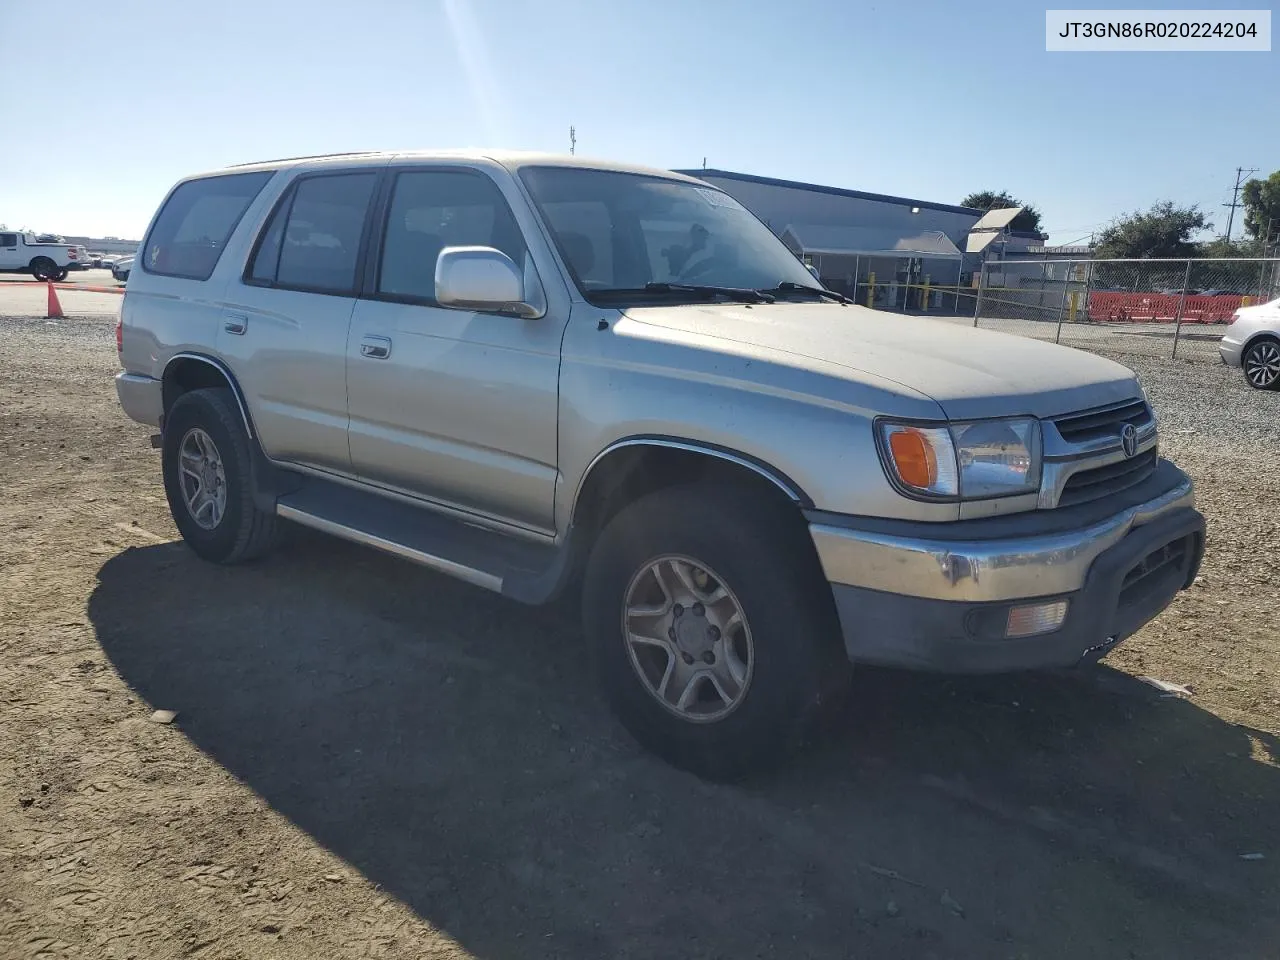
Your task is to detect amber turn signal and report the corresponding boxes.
[888,427,938,489]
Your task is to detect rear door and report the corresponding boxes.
[218,169,380,474]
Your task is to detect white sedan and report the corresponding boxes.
[1220,297,1280,389]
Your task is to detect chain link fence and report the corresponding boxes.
[967,257,1280,362]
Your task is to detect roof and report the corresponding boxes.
[676,168,984,218]
[212,150,706,184]
[781,223,963,259]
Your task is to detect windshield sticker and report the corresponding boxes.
[695,188,745,211]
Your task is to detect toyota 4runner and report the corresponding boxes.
[114,151,1205,779]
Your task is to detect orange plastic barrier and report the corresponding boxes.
[1088,292,1250,324]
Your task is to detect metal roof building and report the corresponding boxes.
[675,168,1036,311]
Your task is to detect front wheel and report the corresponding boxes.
[582,484,849,780]
[162,388,278,563]
[1243,338,1280,390]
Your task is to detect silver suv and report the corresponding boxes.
[115,151,1205,778]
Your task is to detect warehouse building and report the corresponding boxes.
[677,168,1042,310]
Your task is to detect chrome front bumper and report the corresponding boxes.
[808,464,1204,672]
[115,371,163,428]
[808,471,1195,604]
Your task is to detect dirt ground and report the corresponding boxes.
[2,306,1278,960]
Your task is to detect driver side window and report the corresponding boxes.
[377,169,527,303]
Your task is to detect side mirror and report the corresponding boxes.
[806,263,820,280]
[435,246,541,318]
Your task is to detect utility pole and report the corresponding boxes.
[569,126,576,156]
[1223,166,1257,240]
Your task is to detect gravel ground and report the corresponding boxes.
[1112,350,1280,454]
[2,307,1278,960]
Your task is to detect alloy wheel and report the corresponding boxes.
[622,555,755,723]
[177,427,227,530]
[1245,341,1280,388]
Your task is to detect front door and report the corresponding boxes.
[346,167,565,534]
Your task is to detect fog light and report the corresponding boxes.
[1005,600,1068,638]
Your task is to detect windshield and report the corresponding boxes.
[519,166,815,304]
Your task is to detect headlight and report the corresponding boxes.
[878,418,1041,500]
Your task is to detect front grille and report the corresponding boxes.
[1059,449,1158,507]
[1053,398,1152,444]
[1119,536,1191,609]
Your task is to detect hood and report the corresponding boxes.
[621,302,1140,420]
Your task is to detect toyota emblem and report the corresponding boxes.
[1120,423,1139,458]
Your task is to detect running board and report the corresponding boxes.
[274,475,573,604]
[276,503,505,592]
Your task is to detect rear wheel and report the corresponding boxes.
[1243,338,1280,390]
[582,483,849,780]
[162,388,278,563]
[52,267,68,282]
[29,256,56,281]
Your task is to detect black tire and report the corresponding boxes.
[582,483,850,781]
[1242,337,1280,391]
[162,388,278,564]
[29,256,56,281]
[52,268,68,282]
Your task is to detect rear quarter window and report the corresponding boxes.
[142,171,274,280]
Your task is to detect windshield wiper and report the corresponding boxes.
[763,282,854,305]
[641,282,776,304]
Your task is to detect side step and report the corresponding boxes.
[274,475,571,604]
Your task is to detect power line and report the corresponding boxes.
[1223,166,1257,240]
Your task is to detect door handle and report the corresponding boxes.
[224,314,248,335]
[360,336,392,360]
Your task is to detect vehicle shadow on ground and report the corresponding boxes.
[89,532,1280,960]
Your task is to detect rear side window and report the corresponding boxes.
[142,172,273,280]
[0,233,17,246]
[246,195,288,285]
[247,173,377,294]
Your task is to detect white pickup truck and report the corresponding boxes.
[0,231,81,280]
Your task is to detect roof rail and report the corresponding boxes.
[226,151,380,168]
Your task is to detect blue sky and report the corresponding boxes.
[1,0,1274,241]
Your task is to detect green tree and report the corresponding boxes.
[1094,202,1210,259]
[1241,170,1280,239]
[1192,236,1270,293]
[1199,236,1264,258]
[959,190,1043,234]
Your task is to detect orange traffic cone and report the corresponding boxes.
[46,281,64,320]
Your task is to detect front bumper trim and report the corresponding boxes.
[809,470,1195,604]
[828,507,1205,673]
[1219,336,1244,367]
